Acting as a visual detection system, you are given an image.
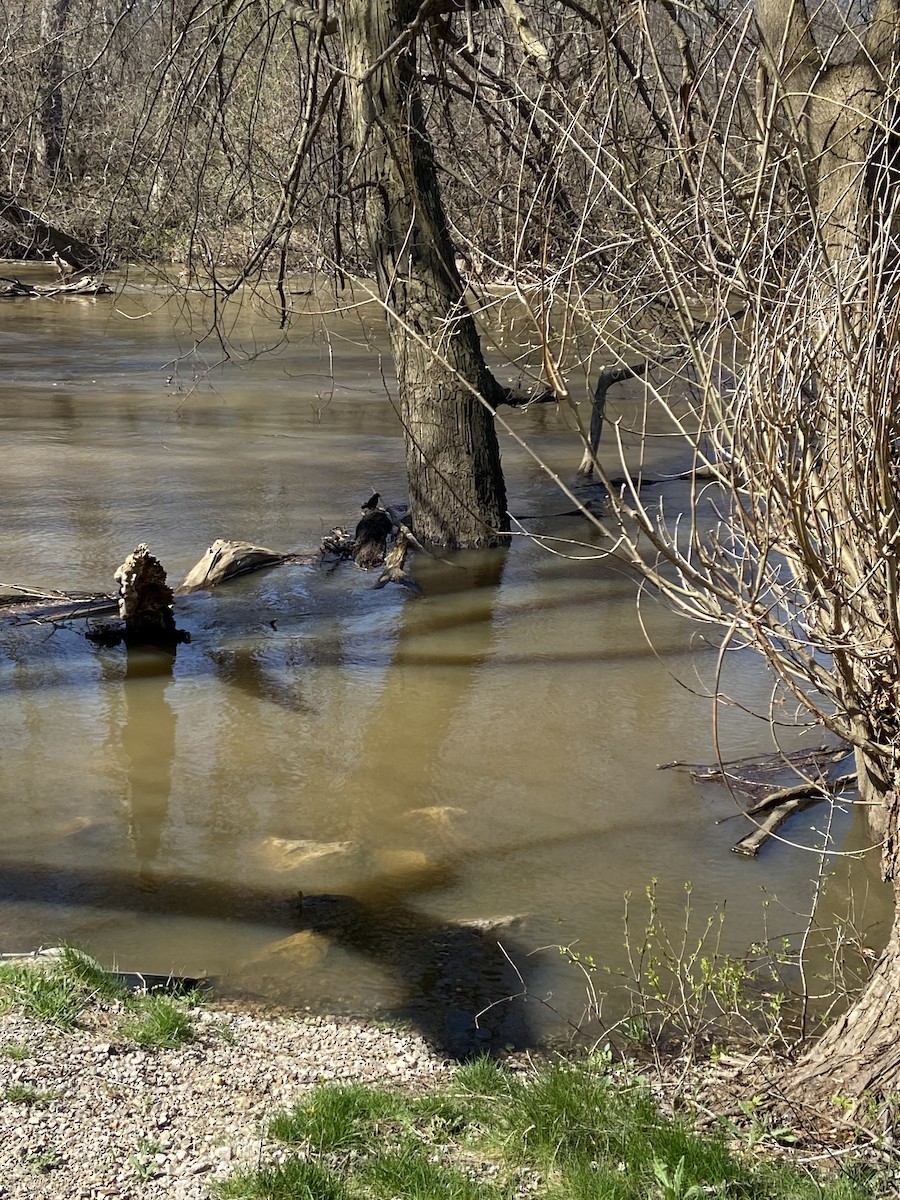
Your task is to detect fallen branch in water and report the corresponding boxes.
[660,744,856,858]
[0,275,111,298]
[0,587,118,623]
[660,743,849,779]
[730,773,857,858]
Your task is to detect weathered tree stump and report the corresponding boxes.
[114,543,186,646]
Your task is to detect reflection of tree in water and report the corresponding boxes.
[120,646,178,886]
[266,548,538,1058]
[142,551,538,1057]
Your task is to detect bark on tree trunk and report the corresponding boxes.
[789,902,900,1112]
[340,0,509,547]
[38,0,71,177]
[785,753,900,1111]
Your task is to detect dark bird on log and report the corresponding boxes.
[354,493,394,570]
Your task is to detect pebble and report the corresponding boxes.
[0,1005,452,1198]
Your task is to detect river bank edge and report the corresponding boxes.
[0,989,460,1200]
[1,965,894,1200]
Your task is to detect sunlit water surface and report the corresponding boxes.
[0,268,886,1054]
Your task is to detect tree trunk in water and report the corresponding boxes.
[340,0,508,547]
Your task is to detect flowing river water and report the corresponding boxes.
[0,267,888,1054]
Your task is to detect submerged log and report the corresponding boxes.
[662,744,857,858]
[731,793,826,858]
[3,498,419,637]
[0,587,117,624]
[174,507,420,595]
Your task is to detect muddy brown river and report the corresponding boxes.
[0,267,886,1054]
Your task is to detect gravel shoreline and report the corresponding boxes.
[0,1002,454,1199]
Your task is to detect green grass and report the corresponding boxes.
[118,993,198,1048]
[0,962,84,1029]
[215,1158,351,1199]
[0,947,126,1030]
[358,1147,509,1200]
[212,1055,883,1200]
[1,1041,31,1061]
[267,1082,400,1152]
[3,1082,57,1107]
[56,945,126,1001]
[0,948,200,1048]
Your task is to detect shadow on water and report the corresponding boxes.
[0,856,538,1059]
[273,546,541,1057]
[6,545,729,1056]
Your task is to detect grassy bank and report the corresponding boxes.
[0,949,893,1198]
[0,946,203,1049]
[213,1054,882,1200]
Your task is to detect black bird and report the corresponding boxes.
[360,492,381,514]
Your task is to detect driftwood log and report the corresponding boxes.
[176,540,292,593]
[172,512,418,598]
[0,275,111,299]
[730,773,857,857]
[2,496,420,637]
[0,587,117,623]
